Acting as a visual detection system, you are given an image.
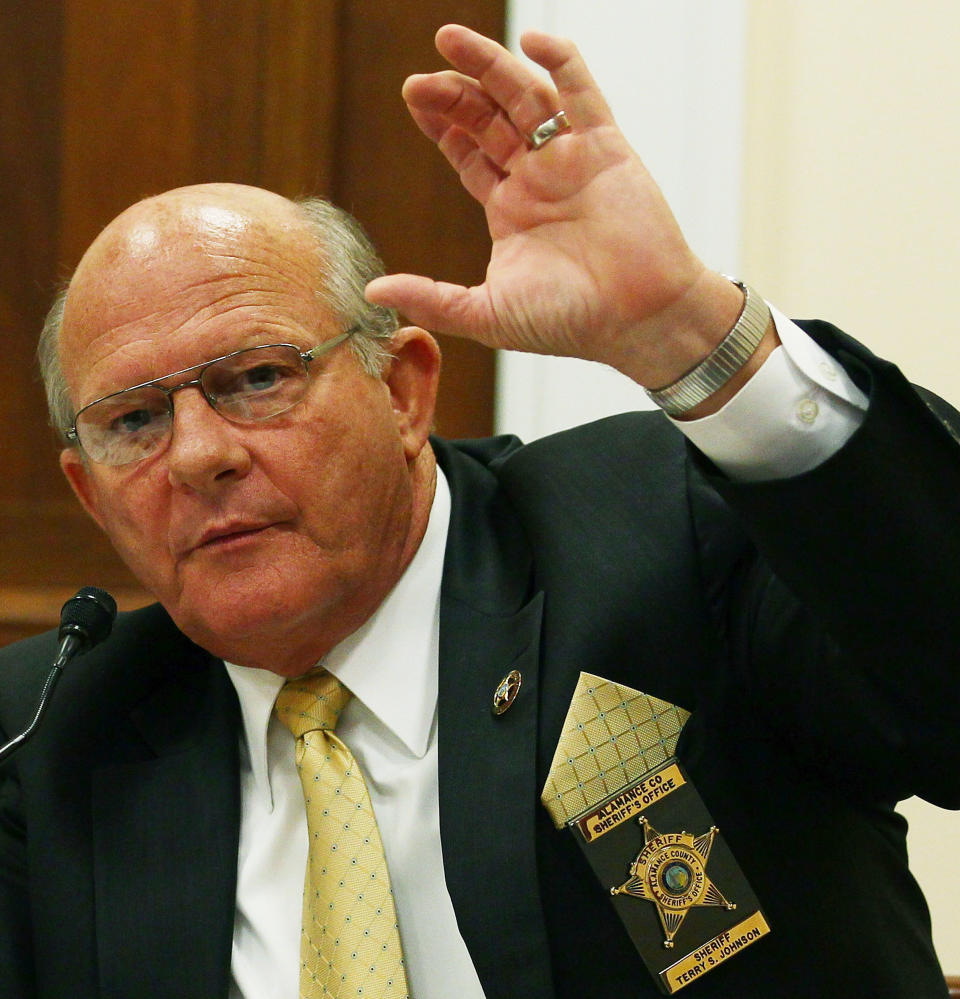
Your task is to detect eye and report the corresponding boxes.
[237,362,288,393]
[111,407,157,434]
[82,392,168,438]
[209,350,303,402]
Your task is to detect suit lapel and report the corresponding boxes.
[435,439,555,999]
[91,636,240,999]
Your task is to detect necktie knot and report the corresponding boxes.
[274,668,351,739]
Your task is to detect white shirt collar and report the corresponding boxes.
[225,468,451,802]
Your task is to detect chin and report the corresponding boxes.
[165,571,339,667]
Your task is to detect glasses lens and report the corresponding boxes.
[203,344,309,421]
[76,388,172,466]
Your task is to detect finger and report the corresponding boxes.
[404,99,505,204]
[403,91,451,144]
[434,25,561,141]
[403,70,526,170]
[519,30,615,129]
[436,126,505,204]
[365,275,495,344]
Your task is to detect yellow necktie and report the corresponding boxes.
[275,669,410,999]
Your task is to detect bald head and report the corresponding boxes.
[40,184,397,436]
[70,185,311,314]
[63,186,318,376]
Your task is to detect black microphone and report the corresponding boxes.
[0,586,117,766]
[55,586,117,665]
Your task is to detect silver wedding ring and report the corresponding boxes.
[529,110,571,149]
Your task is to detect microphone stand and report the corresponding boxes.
[0,589,116,766]
[0,653,70,765]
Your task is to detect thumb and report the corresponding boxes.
[366,275,495,343]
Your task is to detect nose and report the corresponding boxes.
[165,388,252,493]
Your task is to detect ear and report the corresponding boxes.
[60,448,107,530]
[382,327,442,462]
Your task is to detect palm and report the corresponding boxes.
[488,136,695,358]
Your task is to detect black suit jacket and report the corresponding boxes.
[2,322,959,998]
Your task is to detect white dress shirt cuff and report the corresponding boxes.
[671,305,869,482]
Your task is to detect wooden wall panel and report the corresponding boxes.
[0,0,503,642]
[59,0,204,257]
[259,1,341,194]
[0,3,65,514]
[334,0,501,439]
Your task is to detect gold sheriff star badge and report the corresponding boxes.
[611,817,737,948]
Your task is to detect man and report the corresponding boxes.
[1,24,958,999]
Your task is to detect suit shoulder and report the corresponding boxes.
[486,412,689,514]
[492,410,683,466]
[0,603,191,729]
[435,412,683,478]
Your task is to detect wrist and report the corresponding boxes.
[613,269,742,384]
[644,279,775,418]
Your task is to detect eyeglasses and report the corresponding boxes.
[66,329,356,467]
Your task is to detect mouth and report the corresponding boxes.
[191,521,276,554]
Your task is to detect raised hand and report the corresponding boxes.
[365,25,747,389]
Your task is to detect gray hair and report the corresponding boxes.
[37,285,72,441]
[292,196,396,375]
[37,195,397,443]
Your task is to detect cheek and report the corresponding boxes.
[308,409,406,499]
[91,479,175,581]
[281,385,406,499]
[281,439,403,544]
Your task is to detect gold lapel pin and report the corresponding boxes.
[492,669,523,715]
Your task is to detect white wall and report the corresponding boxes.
[498,0,747,440]
[503,0,958,972]
[743,1,960,407]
